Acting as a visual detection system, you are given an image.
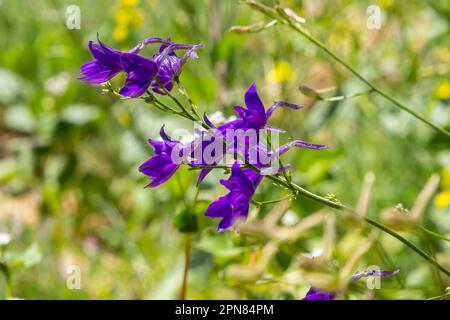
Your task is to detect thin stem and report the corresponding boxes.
[374,240,406,288]
[145,91,181,114]
[156,79,197,121]
[180,235,192,300]
[419,225,450,243]
[175,78,202,120]
[323,89,374,102]
[175,172,186,204]
[252,194,292,207]
[188,164,233,171]
[427,292,450,300]
[245,1,450,138]
[364,217,450,277]
[421,233,445,290]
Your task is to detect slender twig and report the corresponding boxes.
[419,226,450,243]
[252,194,292,207]
[156,79,197,121]
[427,292,450,300]
[175,78,202,120]
[243,0,450,138]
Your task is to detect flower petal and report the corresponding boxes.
[244,83,267,122]
[266,100,303,119]
[205,195,232,218]
[303,288,335,300]
[119,53,157,98]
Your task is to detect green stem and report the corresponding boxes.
[175,78,202,121]
[363,217,450,277]
[180,235,192,300]
[188,164,233,171]
[323,89,374,102]
[374,240,405,288]
[427,292,450,300]
[156,80,197,121]
[251,194,292,207]
[419,226,450,243]
[245,1,450,138]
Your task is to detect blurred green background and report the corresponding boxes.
[0,0,449,299]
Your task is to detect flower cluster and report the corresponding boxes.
[138,83,326,231]
[79,36,201,97]
[79,36,327,232]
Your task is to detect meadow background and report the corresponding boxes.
[0,0,449,299]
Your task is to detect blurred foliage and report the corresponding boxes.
[0,0,449,299]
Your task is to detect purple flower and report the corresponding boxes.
[118,53,158,98]
[302,269,400,300]
[232,83,304,131]
[79,39,123,84]
[80,36,201,98]
[303,288,335,300]
[195,84,327,185]
[139,126,184,188]
[150,42,202,95]
[205,162,263,232]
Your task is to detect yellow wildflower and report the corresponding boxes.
[435,79,450,100]
[435,190,450,209]
[116,8,132,25]
[120,0,140,7]
[267,61,294,84]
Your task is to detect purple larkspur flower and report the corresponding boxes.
[118,53,158,98]
[205,161,263,232]
[80,36,201,98]
[79,39,123,84]
[139,126,185,188]
[195,83,327,185]
[150,42,202,95]
[302,269,400,300]
[232,83,304,131]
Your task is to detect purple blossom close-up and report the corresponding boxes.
[79,36,202,97]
